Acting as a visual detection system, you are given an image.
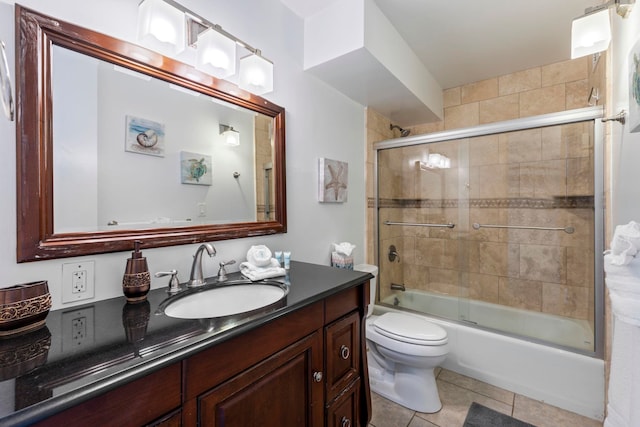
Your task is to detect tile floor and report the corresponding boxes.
[368,368,603,427]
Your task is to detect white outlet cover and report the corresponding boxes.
[62,261,96,303]
[61,307,95,352]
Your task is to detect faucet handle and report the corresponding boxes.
[155,270,181,294]
[217,260,236,282]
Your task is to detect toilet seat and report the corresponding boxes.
[373,312,447,346]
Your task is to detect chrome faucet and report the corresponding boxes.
[189,243,216,287]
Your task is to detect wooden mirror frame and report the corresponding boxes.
[16,6,286,262]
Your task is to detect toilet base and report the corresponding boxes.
[368,363,442,413]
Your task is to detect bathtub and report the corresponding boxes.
[377,290,605,421]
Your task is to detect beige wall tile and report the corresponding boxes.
[469,134,501,166]
[499,68,541,96]
[466,272,500,303]
[519,159,567,198]
[519,84,566,117]
[445,102,480,129]
[429,268,459,294]
[479,94,520,124]
[567,246,594,288]
[462,78,499,104]
[499,128,542,164]
[411,121,445,135]
[567,157,593,196]
[443,87,461,108]
[541,57,588,86]
[542,283,589,319]
[499,277,542,311]
[479,242,520,277]
[566,79,589,110]
[519,244,566,284]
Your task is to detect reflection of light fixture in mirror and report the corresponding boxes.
[238,53,274,95]
[137,0,186,56]
[136,0,274,95]
[571,0,634,59]
[196,27,236,78]
[220,124,240,146]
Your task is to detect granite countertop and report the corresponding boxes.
[0,261,372,426]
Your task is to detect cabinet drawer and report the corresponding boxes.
[325,311,360,402]
[326,379,360,427]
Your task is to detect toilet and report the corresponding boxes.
[355,264,449,413]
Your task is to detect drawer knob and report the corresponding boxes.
[313,371,323,382]
[341,416,351,427]
[340,345,350,360]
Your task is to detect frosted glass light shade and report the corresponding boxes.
[137,0,186,56]
[196,28,237,79]
[220,125,240,146]
[238,54,274,95]
[571,8,611,59]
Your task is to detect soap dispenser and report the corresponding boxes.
[122,240,150,303]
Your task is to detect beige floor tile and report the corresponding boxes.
[415,379,512,427]
[437,369,515,405]
[370,392,415,427]
[512,394,603,427]
[408,416,438,426]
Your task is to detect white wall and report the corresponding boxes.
[611,7,640,229]
[0,0,366,310]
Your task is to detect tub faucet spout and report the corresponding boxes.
[189,243,216,287]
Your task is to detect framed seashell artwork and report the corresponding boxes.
[125,115,166,156]
[180,151,212,185]
[318,157,348,203]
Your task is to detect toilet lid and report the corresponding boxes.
[373,312,447,345]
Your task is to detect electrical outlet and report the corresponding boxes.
[62,307,95,352]
[62,261,95,303]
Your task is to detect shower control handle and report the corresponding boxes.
[340,345,350,360]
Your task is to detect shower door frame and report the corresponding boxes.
[373,106,605,358]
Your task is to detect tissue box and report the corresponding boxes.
[331,252,353,270]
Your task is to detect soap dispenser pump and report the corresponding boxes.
[122,240,150,303]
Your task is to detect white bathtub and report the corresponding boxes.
[377,290,605,421]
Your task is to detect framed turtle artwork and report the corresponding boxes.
[629,38,640,133]
[125,115,165,156]
[180,151,212,186]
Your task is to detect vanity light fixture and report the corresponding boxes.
[571,0,635,59]
[220,124,240,146]
[137,0,186,56]
[417,154,451,171]
[136,0,274,94]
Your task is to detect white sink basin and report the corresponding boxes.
[163,281,288,319]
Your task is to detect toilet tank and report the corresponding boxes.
[354,264,378,317]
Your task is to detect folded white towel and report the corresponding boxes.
[246,245,273,267]
[240,258,286,281]
[609,221,640,265]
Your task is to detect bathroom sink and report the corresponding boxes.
[160,280,288,319]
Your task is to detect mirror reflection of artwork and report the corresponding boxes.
[181,151,212,186]
[318,158,348,203]
[630,39,640,132]
[125,115,165,156]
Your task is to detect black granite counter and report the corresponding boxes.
[0,261,372,426]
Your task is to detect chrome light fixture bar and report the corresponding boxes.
[137,0,274,94]
[571,0,635,59]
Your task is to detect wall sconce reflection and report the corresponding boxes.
[220,124,240,146]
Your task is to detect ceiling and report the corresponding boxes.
[280,0,598,124]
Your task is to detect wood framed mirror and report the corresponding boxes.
[16,6,286,262]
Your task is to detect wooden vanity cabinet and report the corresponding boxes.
[28,280,370,427]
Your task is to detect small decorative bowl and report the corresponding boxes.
[0,281,52,337]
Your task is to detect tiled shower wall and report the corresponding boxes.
[366,54,604,328]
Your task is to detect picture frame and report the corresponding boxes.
[181,151,212,186]
[318,158,348,203]
[125,115,165,156]
[629,38,640,132]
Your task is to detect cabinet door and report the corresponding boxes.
[325,311,360,402]
[198,331,323,427]
[326,380,360,427]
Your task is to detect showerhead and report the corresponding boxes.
[390,123,411,137]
